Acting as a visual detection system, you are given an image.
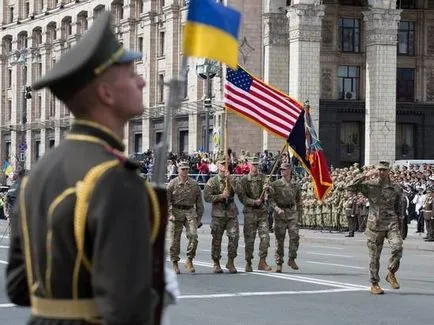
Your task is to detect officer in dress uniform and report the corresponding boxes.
[6,11,164,325]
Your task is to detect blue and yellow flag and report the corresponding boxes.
[183,0,241,69]
[2,160,12,177]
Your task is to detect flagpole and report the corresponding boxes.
[260,141,288,200]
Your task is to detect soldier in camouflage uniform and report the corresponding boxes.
[346,161,403,295]
[344,192,357,237]
[267,163,302,272]
[237,157,272,272]
[422,187,434,242]
[167,161,204,274]
[203,158,239,273]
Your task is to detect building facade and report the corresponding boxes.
[1,0,434,171]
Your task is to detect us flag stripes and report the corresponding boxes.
[224,66,303,139]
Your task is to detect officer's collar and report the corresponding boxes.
[69,119,125,151]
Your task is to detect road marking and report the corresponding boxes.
[0,260,8,265]
[305,261,365,270]
[306,245,344,250]
[178,288,363,299]
[176,259,369,290]
[304,252,353,258]
[0,245,9,249]
[0,303,15,308]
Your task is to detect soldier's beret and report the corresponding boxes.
[178,161,190,169]
[376,161,390,170]
[31,11,142,101]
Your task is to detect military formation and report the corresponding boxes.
[168,156,302,275]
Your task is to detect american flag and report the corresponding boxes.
[224,66,303,139]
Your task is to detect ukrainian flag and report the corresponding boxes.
[2,161,12,177]
[183,0,241,69]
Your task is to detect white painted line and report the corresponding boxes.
[268,272,369,290]
[175,259,369,290]
[0,303,15,308]
[0,245,9,249]
[305,261,365,270]
[304,252,353,258]
[0,260,8,265]
[200,249,212,252]
[307,245,344,250]
[178,288,363,299]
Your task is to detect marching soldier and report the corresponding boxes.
[167,160,204,274]
[203,157,239,273]
[237,157,272,272]
[6,11,164,324]
[346,161,404,295]
[267,163,302,272]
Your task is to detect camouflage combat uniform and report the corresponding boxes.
[268,174,302,270]
[204,173,239,273]
[237,167,271,271]
[346,162,403,293]
[167,174,204,272]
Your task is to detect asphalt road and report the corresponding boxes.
[1,218,434,325]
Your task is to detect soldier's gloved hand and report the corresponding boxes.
[222,189,230,198]
[168,215,175,222]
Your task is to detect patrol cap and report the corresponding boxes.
[31,11,142,101]
[280,162,291,170]
[376,161,390,170]
[178,161,190,169]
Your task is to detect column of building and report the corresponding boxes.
[25,33,33,170]
[140,0,157,152]
[38,25,50,159]
[163,2,181,153]
[53,29,63,146]
[287,0,324,131]
[362,3,401,164]
[262,0,289,153]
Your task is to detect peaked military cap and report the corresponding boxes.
[376,161,390,170]
[31,11,142,101]
[178,161,190,169]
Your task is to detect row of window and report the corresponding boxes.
[341,122,416,167]
[338,66,415,102]
[339,18,415,56]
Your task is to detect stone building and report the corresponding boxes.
[1,0,434,170]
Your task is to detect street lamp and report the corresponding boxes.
[195,58,219,153]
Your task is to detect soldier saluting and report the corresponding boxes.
[6,12,163,324]
[346,161,403,295]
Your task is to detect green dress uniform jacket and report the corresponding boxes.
[6,120,157,325]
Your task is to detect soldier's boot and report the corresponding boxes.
[386,272,400,289]
[245,261,253,272]
[225,258,237,273]
[213,260,223,274]
[184,258,195,273]
[287,259,299,270]
[275,264,282,273]
[370,283,384,295]
[258,257,272,271]
[172,261,180,274]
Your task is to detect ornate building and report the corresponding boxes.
[1,0,434,170]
